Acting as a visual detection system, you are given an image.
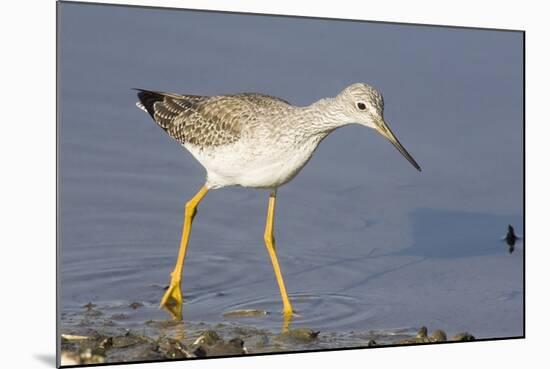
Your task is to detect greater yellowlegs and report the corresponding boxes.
[135,83,421,319]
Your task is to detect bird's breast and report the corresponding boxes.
[194,132,324,189]
[247,133,326,187]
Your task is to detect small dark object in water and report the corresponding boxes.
[431,329,447,342]
[452,332,475,341]
[504,224,520,253]
[366,339,377,347]
[129,302,143,310]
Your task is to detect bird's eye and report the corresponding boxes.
[357,102,366,111]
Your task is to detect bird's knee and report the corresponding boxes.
[264,233,275,247]
[185,202,198,219]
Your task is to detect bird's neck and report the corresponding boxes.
[297,97,349,137]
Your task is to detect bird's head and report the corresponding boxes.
[335,83,421,172]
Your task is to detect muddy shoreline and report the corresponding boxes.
[60,303,475,366]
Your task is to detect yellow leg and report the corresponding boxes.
[281,311,293,333]
[160,185,209,319]
[264,190,294,316]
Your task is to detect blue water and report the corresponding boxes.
[58,3,523,339]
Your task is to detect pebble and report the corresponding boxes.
[192,333,246,357]
[275,328,320,343]
[430,329,447,342]
[157,337,193,359]
[416,326,428,339]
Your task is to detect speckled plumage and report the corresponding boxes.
[136,90,291,148]
[136,83,417,189]
[136,83,421,320]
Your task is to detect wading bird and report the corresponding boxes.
[135,83,421,319]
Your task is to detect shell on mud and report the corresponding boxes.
[193,330,222,345]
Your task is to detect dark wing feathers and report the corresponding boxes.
[135,89,290,148]
[134,89,164,120]
[135,89,215,146]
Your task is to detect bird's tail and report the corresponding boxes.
[133,88,165,120]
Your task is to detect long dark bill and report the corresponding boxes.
[377,120,421,172]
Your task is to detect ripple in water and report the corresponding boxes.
[221,292,377,332]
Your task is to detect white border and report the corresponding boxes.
[2,1,549,368]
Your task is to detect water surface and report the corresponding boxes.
[59,3,524,342]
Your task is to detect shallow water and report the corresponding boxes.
[59,3,524,346]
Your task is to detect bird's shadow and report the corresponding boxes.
[396,208,523,258]
[338,208,523,293]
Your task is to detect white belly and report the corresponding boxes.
[235,152,313,188]
[185,135,322,189]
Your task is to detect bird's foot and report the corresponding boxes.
[281,299,296,317]
[160,278,183,320]
[281,308,297,333]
